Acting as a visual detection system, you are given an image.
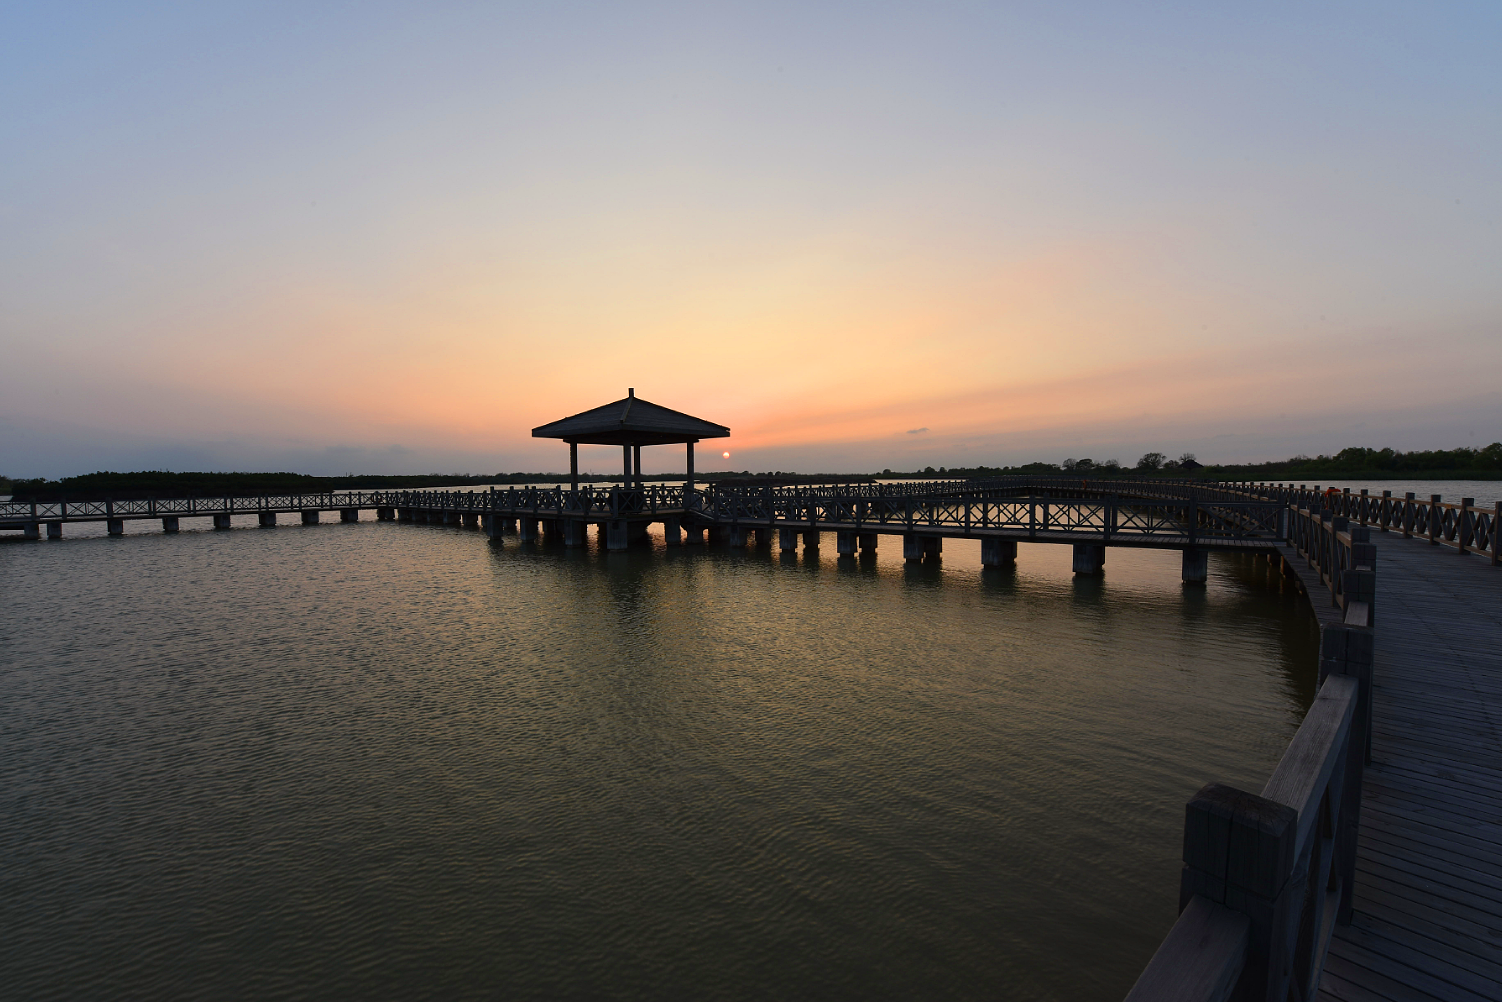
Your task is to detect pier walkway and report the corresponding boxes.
[1316,534,1502,1002]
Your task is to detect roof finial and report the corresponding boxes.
[628,387,634,397]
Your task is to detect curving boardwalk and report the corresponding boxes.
[1317,534,1502,1001]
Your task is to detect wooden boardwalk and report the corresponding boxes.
[1317,532,1502,1001]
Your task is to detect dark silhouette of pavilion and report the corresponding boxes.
[532,389,730,490]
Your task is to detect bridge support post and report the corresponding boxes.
[519,518,539,542]
[341,509,359,523]
[541,518,559,540]
[836,531,857,555]
[1181,547,1208,584]
[22,521,40,539]
[499,517,516,533]
[443,511,460,525]
[779,527,798,551]
[483,515,503,543]
[213,513,232,530]
[563,519,589,547]
[981,538,1017,566]
[802,530,821,549]
[1180,783,1300,1002]
[683,523,704,545]
[903,534,940,561]
[162,517,179,533]
[663,517,681,546]
[1072,543,1104,575]
[107,518,124,536]
[259,512,276,527]
[302,510,320,525]
[858,533,878,552]
[728,525,748,547]
[376,507,395,521]
[707,524,728,545]
[462,512,478,529]
[46,521,62,539]
[750,527,770,547]
[606,519,630,550]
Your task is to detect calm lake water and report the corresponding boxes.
[0,515,1320,1000]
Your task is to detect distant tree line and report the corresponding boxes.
[6,443,1499,499]
[877,443,1502,481]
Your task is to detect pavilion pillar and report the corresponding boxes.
[622,445,632,489]
[686,441,695,492]
[570,442,579,492]
[633,445,642,488]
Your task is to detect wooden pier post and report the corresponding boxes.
[1458,498,1472,555]
[728,525,748,547]
[162,517,179,533]
[858,532,878,552]
[1181,547,1208,584]
[684,524,705,545]
[107,518,124,536]
[981,538,1016,566]
[302,510,320,525]
[1072,543,1104,575]
[802,530,820,549]
[259,512,276,527]
[836,530,857,555]
[46,521,62,539]
[1428,494,1441,544]
[519,518,539,542]
[340,509,359,523]
[605,519,630,550]
[213,513,232,530]
[779,527,798,551]
[22,522,40,539]
[662,517,681,546]
[563,519,589,547]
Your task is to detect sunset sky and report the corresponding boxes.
[3,3,1499,478]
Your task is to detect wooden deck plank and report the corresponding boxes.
[1319,530,1502,999]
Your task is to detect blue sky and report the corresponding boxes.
[3,3,1499,476]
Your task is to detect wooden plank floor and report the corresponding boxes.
[1316,533,1502,1002]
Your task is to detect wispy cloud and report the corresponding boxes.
[907,427,929,435]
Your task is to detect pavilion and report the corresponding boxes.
[531,389,730,491]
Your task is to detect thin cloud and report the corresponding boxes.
[907,427,929,435]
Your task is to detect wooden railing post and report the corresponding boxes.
[1428,494,1441,545]
[1458,498,1473,555]
[1180,784,1300,1002]
[1494,502,1501,567]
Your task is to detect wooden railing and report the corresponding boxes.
[1125,516,1375,1000]
[1215,481,1500,566]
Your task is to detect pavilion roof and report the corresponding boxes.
[531,390,730,446]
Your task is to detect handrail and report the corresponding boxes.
[1212,481,1500,566]
[1127,674,1364,1001]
